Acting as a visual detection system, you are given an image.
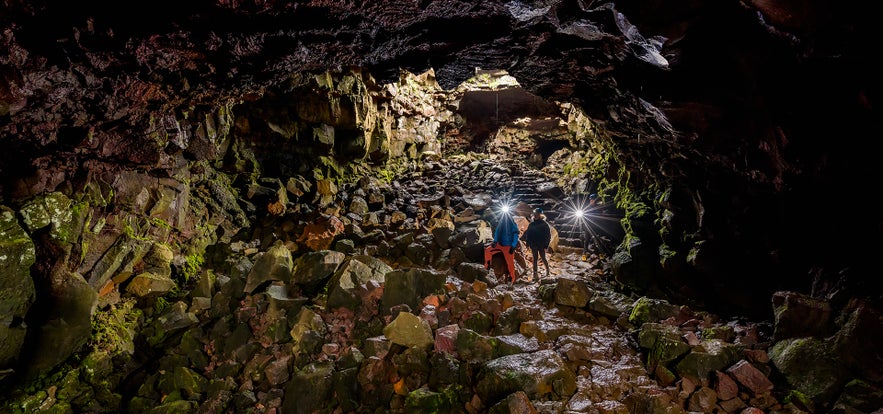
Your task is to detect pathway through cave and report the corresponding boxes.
[403,156,666,413]
[219,155,678,413]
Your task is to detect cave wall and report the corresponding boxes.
[1,0,880,380]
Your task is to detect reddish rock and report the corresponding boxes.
[714,370,739,401]
[727,360,774,396]
[687,386,718,412]
[296,214,345,251]
[743,348,769,364]
[718,397,747,413]
[683,331,701,346]
[435,324,460,356]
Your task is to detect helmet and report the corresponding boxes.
[533,207,543,214]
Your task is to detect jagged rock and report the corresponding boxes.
[348,196,369,215]
[314,179,339,207]
[833,299,883,383]
[333,238,356,254]
[419,304,439,329]
[449,222,494,249]
[383,311,434,349]
[296,214,345,251]
[428,218,455,248]
[286,175,312,198]
[454,329,536,364]
[772,291,835,341]
[629,296,681,325]
[404,242,431,266]
[25,271,97,378]
[718,396,747,413]
[463,193,494,211]
[714,370,739,401]
[769,336,849,404]
[434,324,461,359]
[832,379,883,414]
[18,192,72,233]
[475,350,577,405]
[456,262,489,283]
[638,323,691,367]
[687,386,717,412]
[488,390,537,414]
[157,366,208,399]
[454,208,481,223]
[244,240,294,293]
[191,269,216,299]
[495,306,530,336]
[357,355,396,407]
[622,389,686,414]
[289,307,327,356]
[326,257,388,310]
[0,206,36,369]
[126,271,175,298]
[519,319,569,343]
[726,360,773,396]
[382,268,446,313]
[84,230,152,289]
[404,386,457,413]
[290,249,345,287]
[496,334,540,355]
[282,361,334,414]
[427,353,460,394]
[146,301,198,347]
[554,278,592,308]
[702,325,736,342]
[673,339,742,382]
[587,288,634,319]
[462,310,494,333]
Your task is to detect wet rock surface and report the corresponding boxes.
[7,157,876,413]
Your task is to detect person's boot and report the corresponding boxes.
[533,271,538,281]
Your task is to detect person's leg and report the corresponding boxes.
[540,248,550,277]
[531,248,539,280]
[504,248,516,283]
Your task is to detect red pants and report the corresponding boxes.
[484,243,517,283]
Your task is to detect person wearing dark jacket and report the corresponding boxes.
[522,208,552,280]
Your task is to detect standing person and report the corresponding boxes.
[493,211,520,254]
[484,209,521,283]
[523,207,552,281]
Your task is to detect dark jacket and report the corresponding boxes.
[523,218,551,250]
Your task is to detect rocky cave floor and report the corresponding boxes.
[4,155,847,414]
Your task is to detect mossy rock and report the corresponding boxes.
[769,337,849,404]
[404,387,456,414]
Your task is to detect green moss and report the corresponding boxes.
[89,299,142,355]
[154,297,170,314]
[149,217,172,230]
[404,387,456,413]
[629,297,651,325]
[784,389,813,409]
[181,253,204,283]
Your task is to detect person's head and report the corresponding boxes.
[532,207,545,220]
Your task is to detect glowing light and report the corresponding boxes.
[561,194,619,231]
[501,204,511,214]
